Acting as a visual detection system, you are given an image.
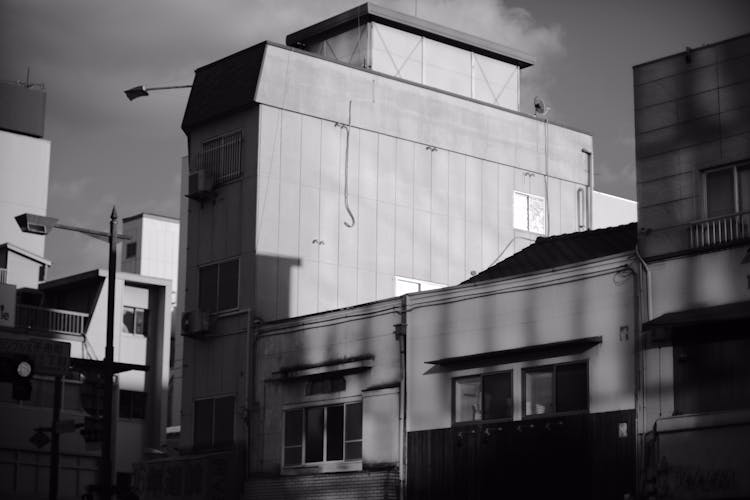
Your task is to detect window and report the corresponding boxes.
[674,336,750,414]
[122,306,148,336]
[453,371,512,423]
[513,191,546,234]
[125,242,137,258]
[523,362,587,417]
[199,259,239,313]
[119,390,146,419]
[194,395,234,450]
[283,402,362,466]
[705,164,750,217]
[200,131,242,185]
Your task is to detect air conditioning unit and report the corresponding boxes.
[181,310,211,336]
[186,170,213,200]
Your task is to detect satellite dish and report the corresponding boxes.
[533,96,549,116]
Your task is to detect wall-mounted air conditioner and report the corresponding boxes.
[181,310,211,337]
[186,170,213,200]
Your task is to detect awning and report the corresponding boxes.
[642,301,750,346]
[270,354,374,381]
[425,336,602,370]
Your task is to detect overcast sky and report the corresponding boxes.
[2,0,749,279]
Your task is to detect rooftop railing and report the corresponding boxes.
[689,210,750,250]
[16,304,88,336]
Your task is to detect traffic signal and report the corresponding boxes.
[1,355,34,401]
[80,416,104,443]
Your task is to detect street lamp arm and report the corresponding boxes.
[124,84,191,101]
[53,223,131,242]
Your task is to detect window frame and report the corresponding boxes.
[118,390,146,420]
[452,370,513,426]
[522,360,589,419]
[200,130,243,186]
[703,163,750,218]
[122,305,149,336]
[513,190,546,234]
[198,258,240,314]
[125,242,137,259]
[193,395,235,450]
[282,400,363,469]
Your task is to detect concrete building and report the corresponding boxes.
[0,269,172,499]
[406,224,638,499]
[177,1,600,470]
[633,33,750,499]
[0,81,51,288]
[122,213,183,432]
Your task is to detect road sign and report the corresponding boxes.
[29,429,50,448]
[0,337,71,375]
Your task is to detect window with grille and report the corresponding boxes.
[283,402,363,466]
[199,131,242,185]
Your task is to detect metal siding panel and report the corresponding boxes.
[481,161,499,269]
[395,138,414,207]
[394,204,414,277]
[357,269,377,304]
[414,146,431,212]
[317,262,338,311]
[431,149,449,216]
[318,189,339,265]
[337,265,357,308]
[277,181,300,257]
[256,176,280,255]
[320,120,341,194]
[357,197,377,272]
[359,130,378,200]
[300,115,322,188]
[279,111,302,184]
[448,215,466,284]
[430,213,448,284]
[299,186,320,261]
[378,134,397,204]
[377,201,396,276]
[465,157,483,277]
[413,209,431,280]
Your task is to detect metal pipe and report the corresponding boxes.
[49,375,62,500]
[101,207,118,500]
[582,148,594,229]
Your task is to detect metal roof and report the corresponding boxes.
[285,2,535,68]
[181,42,266,132]
[464,223,637,284]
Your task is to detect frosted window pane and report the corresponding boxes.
[529,196,546,234]
[472,53,518,110]
[513,192,529,230]
[525,369,554,416]
[423,38,471,96]
[371,23,422,82]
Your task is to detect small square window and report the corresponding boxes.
[125,242,137,258]
[513,191,546,234]
[122,306,148,336]
[199,259,239,313]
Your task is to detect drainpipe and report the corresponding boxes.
[396,296,408,500]
[582,148,594,229]
[544,119,550,236]
[634,244,652,498]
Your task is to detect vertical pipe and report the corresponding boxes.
[102,207,118,500]
[544,119,550,236]
[582,148,594,229]
[398,296,407,500]
[49,375,62,500]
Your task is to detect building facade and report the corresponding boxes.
[0,269,172,499]
[633,33,750,499]
[177,2,599,471]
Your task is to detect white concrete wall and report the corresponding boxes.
[0,130,50,258]
[593,191,637,229]
[252,299,402,474]
[406,254,636,432]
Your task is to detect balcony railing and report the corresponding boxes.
[0,268,6,284]
[15,304,88,336]
[688,210,750,249]
[189,131,242,186]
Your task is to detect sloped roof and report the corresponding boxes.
[182,42,266,132]
[464,223,637,284]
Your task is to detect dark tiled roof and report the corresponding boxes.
[182,43,266,132]
[464,223,637,284]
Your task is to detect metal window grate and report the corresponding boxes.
[190,131,243,186]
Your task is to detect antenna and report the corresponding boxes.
[533,96,550,117]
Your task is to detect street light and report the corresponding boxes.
[124,84,191,101]
[17,208,130,500]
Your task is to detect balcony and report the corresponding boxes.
[189,131,242,186]
[15,304,89,336]
[689,210,750,250]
